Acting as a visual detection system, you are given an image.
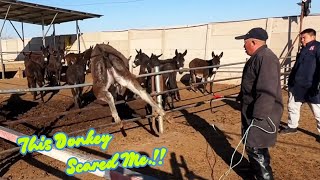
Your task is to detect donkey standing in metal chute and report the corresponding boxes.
[189,51,223,94]
[90,44,171,131]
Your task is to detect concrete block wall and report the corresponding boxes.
[1,14,320,85]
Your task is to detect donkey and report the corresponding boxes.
[132,49,152,90]
[149,53,180,110]
[90,43,171,131]
[47,47,64,86]
[65,46,93,67]
[157,49,187,101]
[189,51,223,94]
[23,52,45,102]
[65,46,94,109]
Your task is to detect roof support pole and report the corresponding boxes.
[53,24,56,49]
[76,20,80,53]
[41,16,45,47]
[0,4,11,79]
[8,20,23,42]
[44,13,58,37]
[21,22,25,48]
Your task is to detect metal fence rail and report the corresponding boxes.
[0,61,247,94]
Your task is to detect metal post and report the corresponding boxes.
[53,24,56,49]
[21,22,25,48]
[298,1,304,51]
[204,23,209,59]
[41,16,45,46]
[0,38,4,79]
[76,20,80,53]
[154,66,164,134]
[0,4,11,79]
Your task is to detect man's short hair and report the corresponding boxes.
[300,28,316,36]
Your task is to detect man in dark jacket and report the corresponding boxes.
[235,27,283,180]
[279,28,320,143]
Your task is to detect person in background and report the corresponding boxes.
[279,28,320,143]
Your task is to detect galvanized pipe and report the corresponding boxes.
[9,20,23,41]
[44,13,58,37]
[154,66,163,134]
[21,22,25,48]
[137,61,246,78]
[76,20,80,53]
[0,83,92,94]
[41,16,45,46]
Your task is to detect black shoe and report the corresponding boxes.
[279,127,298,134]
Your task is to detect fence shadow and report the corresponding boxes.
[0,94,39,120]
[179,109,254,179]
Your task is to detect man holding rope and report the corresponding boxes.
[235,27,283,180]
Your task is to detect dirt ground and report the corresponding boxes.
[0,75,319,180]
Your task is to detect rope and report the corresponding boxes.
[218,117,277,180]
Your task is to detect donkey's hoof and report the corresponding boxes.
[116,121,124,129]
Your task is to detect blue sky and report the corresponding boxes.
[1,0,319,38]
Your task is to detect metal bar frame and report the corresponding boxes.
[76,20,80,53]
[8,20,23,41]
[0,61,246,94]
[0,4,11,79]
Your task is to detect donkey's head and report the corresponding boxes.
[211,51,223,72]
[40,45,50,61]
[149,53,162,67]
[133,49,150,68]
[48,47,64,65]
[173,49,187,74]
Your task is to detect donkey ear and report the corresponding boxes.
[139,49,142,53]
[175,49,178,55]
[183,49,187,56]
[212,51,215,57]
[219,52,223,58]
[136,49,139,53]
[157,54,162,58]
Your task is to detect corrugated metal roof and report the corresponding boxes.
[0,0,102,25]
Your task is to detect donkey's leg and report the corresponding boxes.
[102,90,122,126]
[189,71,196,92]
[192,72,198,92]
[201,77,206,94]
[115,73,166,117]
[31,79,37,101]
[57,69,61,86]
[209,74,216,94]
[36,79,45,103]
[71,88,79,108]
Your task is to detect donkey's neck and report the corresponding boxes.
[158,58,174,64]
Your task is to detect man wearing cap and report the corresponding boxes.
[235,27,283,180]
[279,28,320,143]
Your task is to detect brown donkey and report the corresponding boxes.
[90,44,171,133]
[189,51,223,94]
